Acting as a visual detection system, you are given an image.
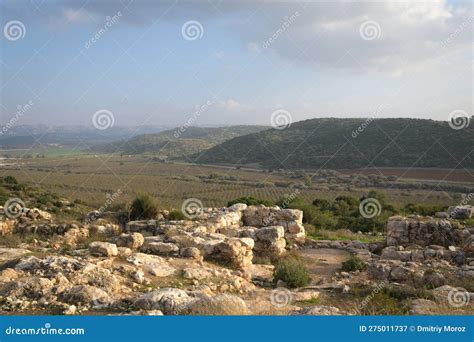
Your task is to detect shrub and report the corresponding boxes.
[129,194,159,220]
[312,198,330,210]
[168,209,185,220]
[273,256,310,288]
[341,256,366,272]
[227,196,273,207]
[3,176,18,184]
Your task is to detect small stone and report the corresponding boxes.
[131,270,145,284]
[64,305,77,315]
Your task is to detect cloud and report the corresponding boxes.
[218,99,251,113]
[8,0,469,74]
[240,0,472,73]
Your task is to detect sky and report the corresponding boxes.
[0,0,472,128]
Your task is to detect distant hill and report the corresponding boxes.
[194,118,474,169]
[0,125,166,148]
[93,125,268,159]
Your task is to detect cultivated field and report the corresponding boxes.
[0,153,471,210]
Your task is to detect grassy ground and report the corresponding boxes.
[308,229,384,243]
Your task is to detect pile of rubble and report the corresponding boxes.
[0,203,309,315]
[368,216,474,288]
[126,203,306,268]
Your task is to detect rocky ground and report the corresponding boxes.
[0,204,473,316]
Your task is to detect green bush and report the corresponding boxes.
[168,209,185,220]
[312,198,330,210]
[341,256,366,272]
[129,194,159,220]
[3,176,18,184]
[227,196,273,207]
[273,257,310,288]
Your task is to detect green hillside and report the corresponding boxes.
[93,125,267,160]
[194,118,474,169]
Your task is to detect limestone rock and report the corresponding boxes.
[116,233,144,250]
[0,247,32,269]
[293,305,342,315]
[212,238,253,269]
[126,253,176,277]
[64,285,112,306]
[141,241,179,255]
[180,247,201,260]
[184,294,249,315]
[89,242,118,257]
[134,288,194,315]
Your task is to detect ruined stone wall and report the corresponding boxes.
[386,216,470,247]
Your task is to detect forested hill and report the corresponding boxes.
[194,118,474,169]
[93,125,267,159]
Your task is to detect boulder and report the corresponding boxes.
[293,305,342,315]
[381,246,412,261]
[0,248,32,269]
[89,242,118,257]
[141,242,179,255]
[212,238,253,269]
[254,226,286,256]
[126,253,176,277]
[367,262,391,280]
[117,247,133,258]
[448,205,474,219]
[64,285,112,306]
[134,288,195,315]
[24,208,52,221]
[422,270,446,288]
[116,233,144,249]
[182,267,213,280]
[390,265,412,282]
[180,247,201,260]
[0,219,16,235]
[184,294,249,315]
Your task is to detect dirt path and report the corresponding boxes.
[299,248,352,282]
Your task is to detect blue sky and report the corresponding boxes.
[0,0,472,127]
